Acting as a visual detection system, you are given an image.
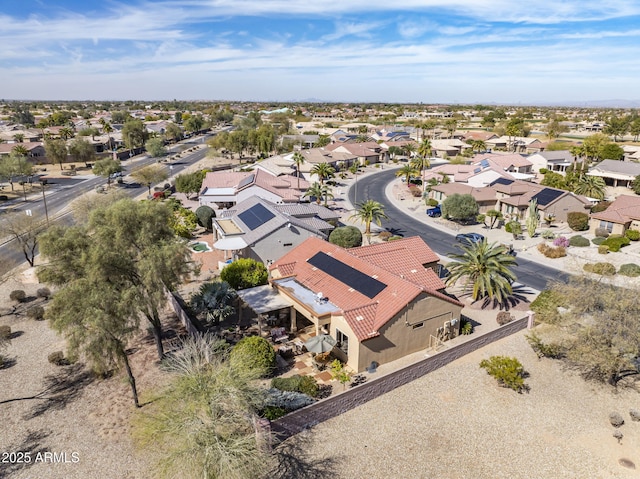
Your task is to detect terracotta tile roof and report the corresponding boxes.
[201,171,249,190]
[474,153,532,169]
[269,237,462,341]
[200,169,308,202]
[590,195,640,224]
[350,236,439,266]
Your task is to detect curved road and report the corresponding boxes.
[350,169,569,293]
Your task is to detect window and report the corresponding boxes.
[599,220,614,233]
[336,329,349,355]
[412,322,424,330]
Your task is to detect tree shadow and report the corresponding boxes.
[479,284,533,311]
[0,429,51,477]
[9,330,24,339]
[269,432,343,479]
[22,363,95,419]
[0,356,17,369]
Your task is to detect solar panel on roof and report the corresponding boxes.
[307,252,386,299]
[473,167,481,174]
[532,188,564,206]
[480,159,490,169]
[237,174,255,189]
[491,177,514,186]
[237,203,275,230]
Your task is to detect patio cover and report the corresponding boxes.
[213,236,247,250]
[236,284,293,314]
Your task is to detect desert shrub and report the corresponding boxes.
[591,201,611,213]
[271,374,319,398]
[592,237,606,245]
[598,244,610,254]
[0,325,11,340]
[9,290,26,302]
[47,351,69,366]
[27,306,45,320]
[618,264,640,277]
[479,356,526,393]
[460,318,473,335]
[262,406,288,420]
[624,229,640,241]
[553,236,570,248]
[609,412,625,428]
[328,226,363,248]
[630,409,640,422]
[229,336,276,378]
[194,205,215,230]
[537,242,566,258]
[541,230,555,240]
[36,287,51,299]
[567,212,589,231]
[427,198,439,207]
[530,290,566,324]
[594,227,610,238]
[526,331,565,359]
[377,231,393,241]
[601,236,630,252]
[583,262,616,276]
[408,184,422,197]
[388,235,403,241]
[496,311,515,326]
[569,235,590,247]
[220,258,268,290]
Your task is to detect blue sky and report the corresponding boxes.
[1,0,640,104]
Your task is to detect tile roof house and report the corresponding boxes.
[269,237,463,372]
[430,183,498,213]
[213,196,339,265]
[587,159,640,188]
[423,162,515,188]
[0,142,46,158]
[527,150,576,175]
[589,195,640,236]
[199,168,309,207]
[473,153,533,177]
[324,142,383,165]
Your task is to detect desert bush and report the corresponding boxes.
[618,264,640,277]
[598,244,610,254]
[526,331,565,358]
[553,236,570,248]
[408,185,422,198]
[567,212,589,231]
[271,374,319,398]
[541,230,555,240]
[592,237,606,245]
[377,231,393,241]
[530,290,566,324]
[328,226,363,248]
[0,325,11,340]
[262,406,288,420]
[9,290,26,303]
[27,306,45,320]
[630,409,640,422]
[583,262,616,276]
[537,243,567,258]
[591,201,611,213]
[601,236,630,252]
[47,351,69,366]
[625,229,640,241]
[460,318,473,335]
[595,228,610,238]
[568,235,590,247]
[36,287,51,299]
[388,235,403,241]
[426,198,438,207]
[229,336,276,378]
[609,412,625,428]
[479,356,526,393]
[496,311,515,326]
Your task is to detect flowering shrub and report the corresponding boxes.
[553,236,570,248]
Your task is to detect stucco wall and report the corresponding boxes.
[543,196,590,222]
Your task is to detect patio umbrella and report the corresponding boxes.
[304,334,337,354]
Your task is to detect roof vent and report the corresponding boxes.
[355,315,364,321]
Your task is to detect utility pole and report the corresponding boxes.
[40,180,49,225]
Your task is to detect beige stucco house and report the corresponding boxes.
[589,195,640,235]
[269,237,464,372]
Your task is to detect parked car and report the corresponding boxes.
[426,205,441,217]
[455,232,485,245]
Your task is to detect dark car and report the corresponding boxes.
[426,205,441,217]
[455,232,485,245]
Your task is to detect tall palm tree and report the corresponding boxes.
[445,240,517,304]
[471,140,486,153]
[59,127,74,141]
[411,141,431,183]
[396,164,418,186]
[292,151,305,190]
[573,175,606,200]
[11,144,29,156]
[13,133,24,143]
[321,184,334,207]
[349,200,388,236]
[303,182,324,205]
[102,122,114,151]
[401,142,416,161]
[310,162,335,185]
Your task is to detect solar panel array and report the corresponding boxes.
[237,203,275,230]
[237,173,255,189]
[491,177,514,186]
[307,252,387,299]
[480,159,490,169]
[532,188,564,206]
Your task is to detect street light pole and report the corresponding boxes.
[40,180,49,225]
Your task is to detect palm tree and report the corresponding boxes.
[350,200,388,236]
[292,151,305,191]
[303,182,324,205]
[396,164,418,186]
[411,142,431,184]
[471,140,486,153]
[388,145,403,162]
[59,127,74,141]
[102,122,114,151]
[402,143,416,161]
[11,145,29,156]
[190,281,237,326]
[321,184,334,207]
[13,133,24,143]
[573,175,606,200]
[310,162,335,185]
[445,239,517,304]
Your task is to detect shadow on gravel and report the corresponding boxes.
[1,429,51,478]
[269,432,343,479]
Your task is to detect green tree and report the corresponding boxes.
[396,164,418,186]
[599,143,624,161]
[505,220,523,240]
[479,356,526,393]
[131,164,169,196]
[220,258,268,290]
[195,205,215,230]
[303,182,324,205]
[174,171,204,199]
[13,133,24,143]
[229,336,276,378]
[59,127,75,141]
[292,151,305,190]
[603,115,629,142]
[387,145,403,162]
[183,115,204,134]
[632,175,640,195]
[402,143,416,159]
[0,152,33,192]
[412,140,431,182]
[0,212,45,267]
[101,121,115,151]
[190,281,237,326]
[545,119,568,141]
[445,239,517,304]
[441,193,479,222]
[310,162,335,185]
[38,199,193,361]
[350,200,388,236]
[68,137,96,167]
[328,225,363,248]
[163,122,183,143]
[92,158,122,185]
[10,104,35,126]
[122,119,149,150]
[540,171,568,190]
[44,138,68,170]
[484,209,503,230]
[581,133,609,161]
[145,137,167,158]
[315,134,330,148]
[573,175,606,200]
